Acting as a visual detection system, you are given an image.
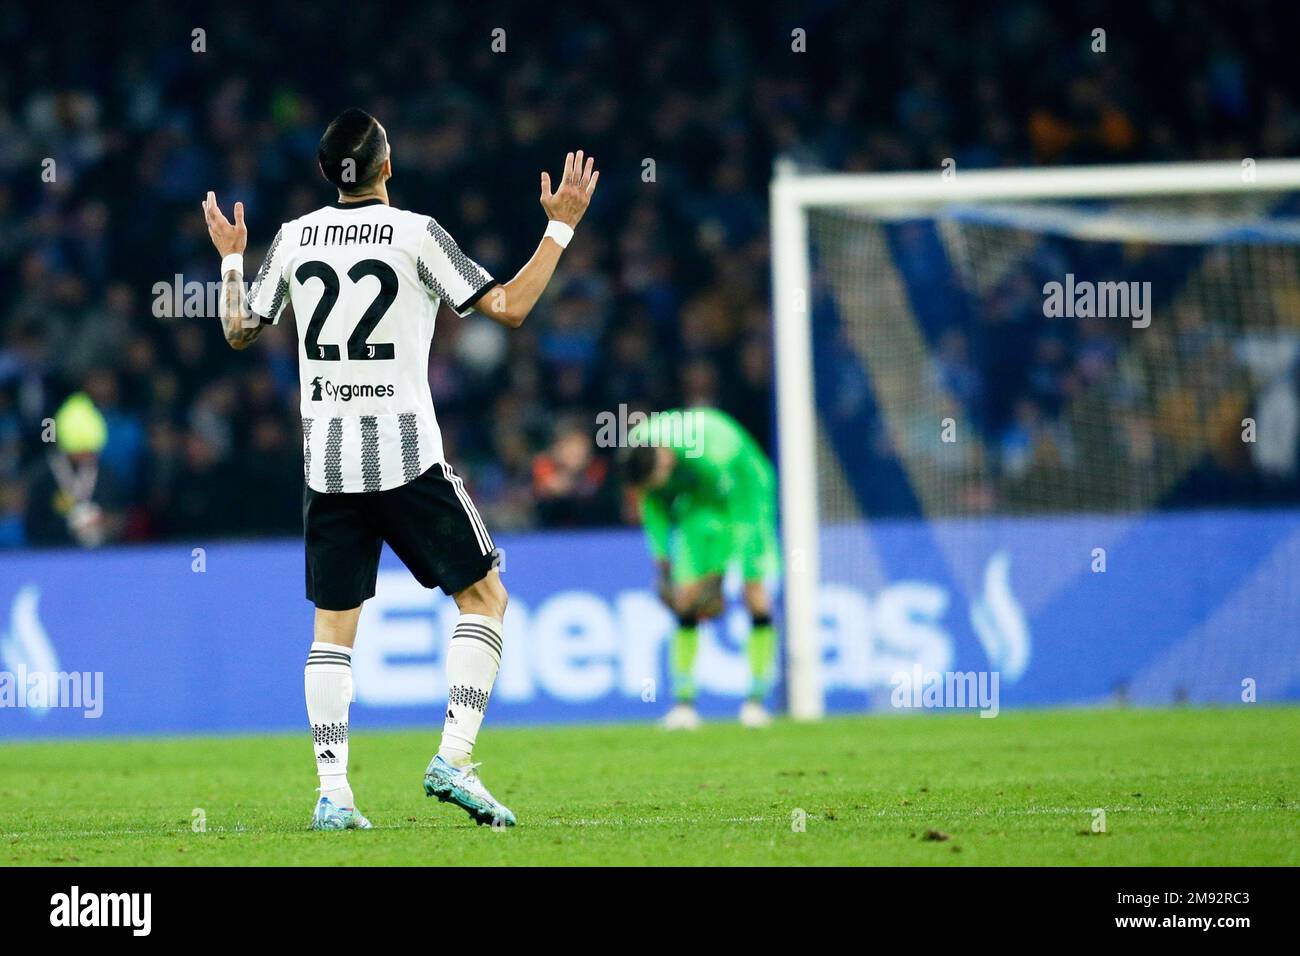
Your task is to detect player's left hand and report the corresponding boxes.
[540,150,599,227]
[202,191,248,258]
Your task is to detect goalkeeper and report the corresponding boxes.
[619,408,779,729]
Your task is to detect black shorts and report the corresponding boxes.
[304,462,501,610]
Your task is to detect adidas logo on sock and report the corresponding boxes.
[318,750,338,763]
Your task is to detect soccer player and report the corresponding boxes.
[619,408,780,729]
[201,108,598,828]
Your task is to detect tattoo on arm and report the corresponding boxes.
[220,269,264,349]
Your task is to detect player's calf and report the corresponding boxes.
[453,567,507,620]
[661,610,703,730]
[304,634,375,828]
[741,602,776,729]
[435,609,503,766]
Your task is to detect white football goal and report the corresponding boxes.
[770,158,1300,719]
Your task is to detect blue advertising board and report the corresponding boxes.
[1,508,1297,739]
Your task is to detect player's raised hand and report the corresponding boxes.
[202,191,248,257]
[540,150,599,227]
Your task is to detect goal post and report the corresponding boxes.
[771,161,822,720]
[770,158,1300,721]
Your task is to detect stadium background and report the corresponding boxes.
[3,0,1300,738]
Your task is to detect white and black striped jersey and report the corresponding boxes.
[247,198,495,494]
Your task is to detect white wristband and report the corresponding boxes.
[220,253,244,277]
[544,220,574,249]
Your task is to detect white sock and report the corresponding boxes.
[305,642,354,808]
[438,614,502,766]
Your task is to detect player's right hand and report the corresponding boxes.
[540,150,599,227]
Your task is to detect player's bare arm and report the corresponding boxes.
[473,150,599,329]
[202,191,267,350]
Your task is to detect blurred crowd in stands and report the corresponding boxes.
[2,1,1299,547]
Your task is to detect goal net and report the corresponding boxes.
[771,161,1300,718]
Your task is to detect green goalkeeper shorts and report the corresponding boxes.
[670,506,781,584]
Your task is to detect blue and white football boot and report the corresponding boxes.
[310,795,373,830]
[423,755,517,827]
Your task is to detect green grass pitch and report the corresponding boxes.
[2,706,1297,866]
